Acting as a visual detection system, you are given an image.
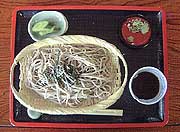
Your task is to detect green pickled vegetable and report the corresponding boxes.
[32,20,58,36]
[39,26,55,36]
[127,36,134,42]
[127,19,149,34]
[32,20,49,32]
[141,22,150,34]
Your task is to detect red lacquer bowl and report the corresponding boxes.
[121,15,151,47]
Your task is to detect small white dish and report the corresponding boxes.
[129,66,167,105]
[27,109,42,120]
[28,11,68,41]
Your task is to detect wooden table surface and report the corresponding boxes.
[0,0,180,131]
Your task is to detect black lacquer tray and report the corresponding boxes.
[10,6,168,128]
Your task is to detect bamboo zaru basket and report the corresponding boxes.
[10,35,128,116]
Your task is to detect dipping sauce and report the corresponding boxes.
[132,72,159,99]
[121,16,151,47]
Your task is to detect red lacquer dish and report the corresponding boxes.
[121,16,151,47]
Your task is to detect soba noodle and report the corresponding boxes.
[24,43,119,107]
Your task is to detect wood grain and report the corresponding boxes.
[0,0,180,131]
[166,12,180,125]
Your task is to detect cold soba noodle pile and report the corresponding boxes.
[27,44,117,107]
[10,35,127,114]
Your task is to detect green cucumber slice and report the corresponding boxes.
[32,20,49,32]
